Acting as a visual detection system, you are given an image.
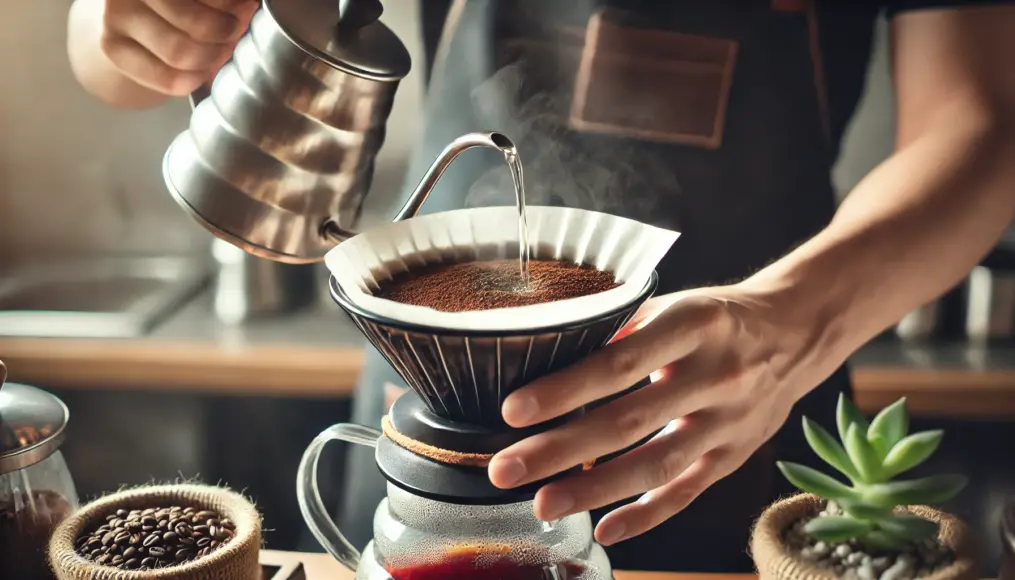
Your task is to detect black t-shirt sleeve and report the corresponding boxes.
[885,0,1015,18]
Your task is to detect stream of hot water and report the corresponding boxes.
[502,146,531,289]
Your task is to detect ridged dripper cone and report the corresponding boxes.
[326,206,678,426]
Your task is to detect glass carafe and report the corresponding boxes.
[298,424,612,580]
[0,373,79,580]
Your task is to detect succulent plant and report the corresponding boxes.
[777,394,967,551]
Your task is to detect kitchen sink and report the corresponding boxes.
[0,257,210,338]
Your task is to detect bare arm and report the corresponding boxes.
[749,4,1015,384]
[67,0,256,110]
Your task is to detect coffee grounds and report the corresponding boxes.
[376,259,620,312]
[0,490,74,580]
[74,505,235,571]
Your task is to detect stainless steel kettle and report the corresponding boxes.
[164,0,506,264]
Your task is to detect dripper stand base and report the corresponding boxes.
[375,392,583,505]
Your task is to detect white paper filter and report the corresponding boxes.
[325,206,679,331]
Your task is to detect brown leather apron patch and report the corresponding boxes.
[569,11,738,149]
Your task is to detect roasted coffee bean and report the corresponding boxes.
[175,548,193,562]
[76,504,233,569]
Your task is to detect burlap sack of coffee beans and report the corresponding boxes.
[750,494,978,580]
[49,484,261,580]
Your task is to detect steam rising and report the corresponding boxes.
[464,60,681,228]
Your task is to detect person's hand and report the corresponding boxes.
[99,0,259,96]
[487,284,835,546]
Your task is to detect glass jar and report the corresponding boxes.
[358,483,610,580]
[1,365,79,580]
[299,424,611,580]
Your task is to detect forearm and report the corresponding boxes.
[67,0,168,110]
[748,110,1015,376]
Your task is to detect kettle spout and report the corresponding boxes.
[321,131,516,243]
[394,131,517,222]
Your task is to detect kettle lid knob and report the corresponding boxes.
[266,0,411,81]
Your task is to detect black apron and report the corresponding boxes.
[320,0,852,572]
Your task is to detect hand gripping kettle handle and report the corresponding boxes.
[297,423,382,571]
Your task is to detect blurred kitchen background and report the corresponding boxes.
[1,2,1014,574]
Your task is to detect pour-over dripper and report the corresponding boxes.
[330,270,657,426]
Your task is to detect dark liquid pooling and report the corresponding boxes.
[376,259,620,312]
[386,551,586,580]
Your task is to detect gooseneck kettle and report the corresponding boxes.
[163,0,513,263]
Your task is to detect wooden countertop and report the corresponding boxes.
[259,549,753,580]
[3,291,1015,418]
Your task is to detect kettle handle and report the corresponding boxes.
[296,423,382,572]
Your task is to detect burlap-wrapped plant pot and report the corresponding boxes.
[751,494,978,580]
[49,484,261,580]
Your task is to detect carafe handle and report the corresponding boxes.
[296,423,381,572]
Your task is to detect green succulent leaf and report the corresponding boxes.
[868,397,909,459]
[837,393,870,443]
[876,514,939,541]
[802,417,860,481]
[838,499,893,520]
[845,423,883,483]
[882,430,944,479]
[861,529,910,551]
[803,516,873,543]
[777,462,859,502]
[861,474,968,509]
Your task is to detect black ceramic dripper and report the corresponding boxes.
[328,272,657,504]
[329,273,657,428]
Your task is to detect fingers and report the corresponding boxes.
[489,366,713,488]
[532,415,716,521]
[502,294,723,428]
[100,34,208,95]
[108,3,228,71]
[101,0,258,96]
[593,448,742,546]
[143,0,254,42]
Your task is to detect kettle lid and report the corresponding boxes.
[0,362,70,475]
[266,0,411,81]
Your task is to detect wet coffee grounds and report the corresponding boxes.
[74,505,235,571]
[0,490,74,580]
[376,259,620,312]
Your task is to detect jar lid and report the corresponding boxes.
[0,364,69,475]
[265,0,411,81]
